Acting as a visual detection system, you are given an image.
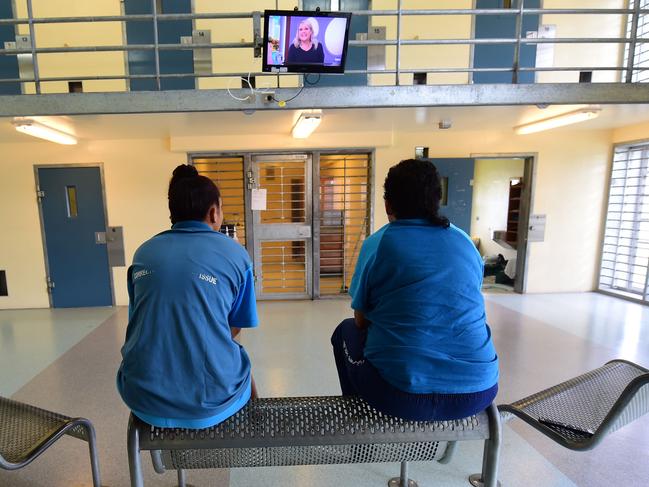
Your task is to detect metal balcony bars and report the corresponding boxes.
[1,6,649,89]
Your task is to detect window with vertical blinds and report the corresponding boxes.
[599,143,649,301]
[626,0,649,82]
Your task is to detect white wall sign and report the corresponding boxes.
[251,188,267,211]
[528,25,556,69]
[528,214,547,242]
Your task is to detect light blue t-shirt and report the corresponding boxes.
[116,221,258,428]
[350,219,498,394]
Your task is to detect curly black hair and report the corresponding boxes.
[383,159,450,228]
[168,164,221,224]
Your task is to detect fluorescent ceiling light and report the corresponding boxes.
[292,111,322,139]
[12,118,77,145]
[514,107,601,135]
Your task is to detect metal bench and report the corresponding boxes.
[127,397,502,487]
[0,396,101,487]
[499,359,649,451]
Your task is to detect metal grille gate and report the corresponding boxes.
[316,153,371,296]
[252,154,313,299]
[193,155,247,246]
[193,151,371,300]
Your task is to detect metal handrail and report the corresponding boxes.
[1,9,649,25]
[3,66,649,85]
[1,37,646,57]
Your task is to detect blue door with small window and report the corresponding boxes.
[38,167,113,308]
[428,158,475,234]
[473,0,540,84]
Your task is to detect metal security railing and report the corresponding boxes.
[1,3,649,94]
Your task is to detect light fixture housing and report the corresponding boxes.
[292,111,322,139]
[514,106,601,135]
[12,118,77,145]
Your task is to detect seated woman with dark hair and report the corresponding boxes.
[331,159,498,421]
[117,164,258,429]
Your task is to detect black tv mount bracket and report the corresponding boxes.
[294,6,321,11]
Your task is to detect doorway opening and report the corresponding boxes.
[429,155,535,294]
[473,156,534,294]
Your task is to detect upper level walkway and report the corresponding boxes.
[2,3,649,115]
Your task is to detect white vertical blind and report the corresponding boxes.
[626,0,649,82]
[599,143,649,300]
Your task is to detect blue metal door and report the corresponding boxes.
[473,0,540,84]
[124,0,195,91]
[38,167,113,308]
[428,158,475,234]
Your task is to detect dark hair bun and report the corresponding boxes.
[171,164,198,184]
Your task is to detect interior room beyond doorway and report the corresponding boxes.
[470,157,528,294]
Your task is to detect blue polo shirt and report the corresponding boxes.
[350,219,498,394]
[116,221,258,428]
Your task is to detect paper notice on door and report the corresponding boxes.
[251,188,267,211]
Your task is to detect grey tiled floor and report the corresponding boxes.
[0,292,647,486]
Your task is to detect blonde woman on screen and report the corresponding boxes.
[287,18,324,64]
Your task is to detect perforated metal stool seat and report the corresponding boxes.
[0,396,101,486]
[499,359,649,450]
[127,396,502,487]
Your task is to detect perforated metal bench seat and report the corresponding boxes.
[499,359,649,451]
[127,396,502,487]
[0,396,101,486]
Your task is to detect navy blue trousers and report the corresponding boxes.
[331,318,498,421]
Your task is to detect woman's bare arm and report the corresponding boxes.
[354,309,370,330]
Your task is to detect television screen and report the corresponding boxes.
[262,10,352,74]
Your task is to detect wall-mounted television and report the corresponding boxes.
[262,10,352,74]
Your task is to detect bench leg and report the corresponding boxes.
[388,461,418,487]
[469,404,502,487]
[78,419,102,487]
[177,468,187,487]
[127,416,145,487]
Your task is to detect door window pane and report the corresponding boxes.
[65,186,78,218]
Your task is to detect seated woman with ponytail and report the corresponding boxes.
[117,164,258,429]
[331,159,498,421]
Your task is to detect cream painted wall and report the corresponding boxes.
[371,0,472,86]
[470,158,524,260]
[372,129,611,294]
[0,121,612,309]
[135,124,614,298]
[0,139,176,308]
[612,119,649,143]
[538,0,627,83]
[14,0,126,94]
